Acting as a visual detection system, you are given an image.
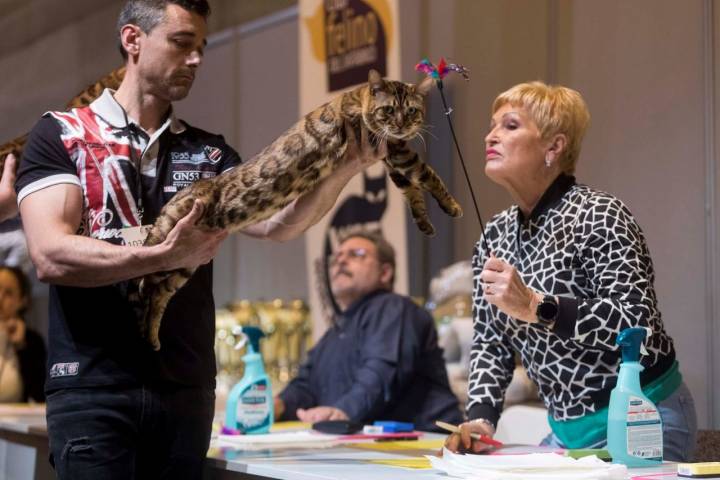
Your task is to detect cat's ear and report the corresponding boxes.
[368,69,385,95]
[417,76,434,96]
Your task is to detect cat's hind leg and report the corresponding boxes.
[142,268,195,350]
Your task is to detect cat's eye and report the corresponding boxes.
[407,107,417,115]
[382,106,394,115]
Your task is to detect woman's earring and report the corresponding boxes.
[545,155,552,168]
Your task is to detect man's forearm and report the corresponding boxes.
[244,160,360,242]
[243,123,387,242]
[31,232,169,287]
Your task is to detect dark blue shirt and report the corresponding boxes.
[279,290,463,431]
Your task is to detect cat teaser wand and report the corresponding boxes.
[415,58,492,259]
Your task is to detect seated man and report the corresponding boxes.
[275,231,463,431]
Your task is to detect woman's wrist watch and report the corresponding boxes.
[536,294,559,328]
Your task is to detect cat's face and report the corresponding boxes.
[363,70,433,141]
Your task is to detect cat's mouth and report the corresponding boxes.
[381,127,420,141]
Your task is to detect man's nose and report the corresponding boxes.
[187,49,203,67]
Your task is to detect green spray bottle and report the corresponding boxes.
[607,327,663,466]
[224,326,273,434]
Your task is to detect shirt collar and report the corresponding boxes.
[339,289,389,319]
[89,88,186,135]
[518,173,576,224]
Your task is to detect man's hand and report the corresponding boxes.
[341,121,387,172]
[158,200,228,271]
[480,255,538,323]
[296,406,349,423]
[0,154,18,222]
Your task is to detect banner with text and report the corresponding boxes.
[299,0,407,338]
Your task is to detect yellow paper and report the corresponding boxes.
[270,421,311,431]
[368,458,432,469]
[352,439,445,451]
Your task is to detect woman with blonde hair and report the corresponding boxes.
[444,81,696,461]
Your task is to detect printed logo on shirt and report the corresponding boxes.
[170,151,208,166]
[168,170,218,191]
[49,362,80,378]
[89,208,115,231]
[204,145,223,163]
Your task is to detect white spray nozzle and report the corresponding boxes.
[232,325,248,351]
[640,327,651,356]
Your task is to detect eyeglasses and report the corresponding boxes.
[328,247,369,266]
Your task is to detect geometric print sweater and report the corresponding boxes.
[467,174,676,426]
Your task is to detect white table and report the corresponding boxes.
[0,406,682,480]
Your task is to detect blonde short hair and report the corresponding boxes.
[492,81,590,174]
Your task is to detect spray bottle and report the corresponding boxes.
[225,326,273,434]
[607,327,663,466]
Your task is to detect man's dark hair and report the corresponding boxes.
[117,0,211,59]
[337,229,396,287]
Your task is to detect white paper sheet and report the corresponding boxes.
[428,448,628,480]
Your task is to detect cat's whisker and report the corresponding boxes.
[415,133,428,152]
[418,127,438,141]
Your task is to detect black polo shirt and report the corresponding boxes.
[16,89,241,392]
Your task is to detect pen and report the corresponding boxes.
[435,420,504,448]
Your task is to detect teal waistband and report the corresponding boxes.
[548,361,682,449]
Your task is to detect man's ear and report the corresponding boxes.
[379,263,394,288]
[120,24,142,58]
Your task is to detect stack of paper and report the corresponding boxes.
[428,448,628,480]
[215,431,339,450]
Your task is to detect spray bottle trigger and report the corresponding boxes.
[231,326,248,351]
[640,327,651,356]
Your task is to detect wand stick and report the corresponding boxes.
[436,79,492,259]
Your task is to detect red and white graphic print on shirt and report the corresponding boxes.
[49,107,146,237]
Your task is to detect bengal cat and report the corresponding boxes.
[140,69,462,349]
[0,67,461,350]
[0,67,126,170]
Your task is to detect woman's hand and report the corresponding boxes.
[480,255,540,323]
[443,419,496,454]
[0,316,26,349]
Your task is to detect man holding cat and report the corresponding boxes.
[275,231,463,431]
[15,0,386,478]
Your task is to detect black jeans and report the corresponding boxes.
[46,385,215,480]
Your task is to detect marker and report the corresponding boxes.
[435,420,504,448]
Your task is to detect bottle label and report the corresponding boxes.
[237,380,270,429]
[626,395,663,460]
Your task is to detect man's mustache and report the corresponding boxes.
[332,268,352,279]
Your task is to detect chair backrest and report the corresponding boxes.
[694,429,720,461]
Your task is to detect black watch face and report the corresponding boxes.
[538,300,558,322]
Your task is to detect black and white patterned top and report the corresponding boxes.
[467,174,675,425]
